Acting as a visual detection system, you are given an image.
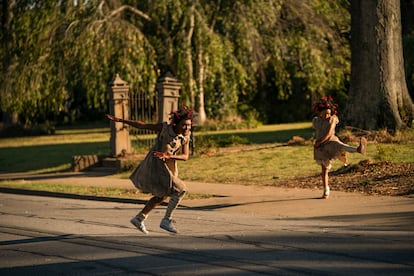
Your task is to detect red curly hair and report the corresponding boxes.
[169,104,196,125]
[313,96,338,115]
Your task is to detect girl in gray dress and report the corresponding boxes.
[106,106,195,234]
[312,96,366,199]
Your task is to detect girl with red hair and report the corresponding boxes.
[312,96,366,199]
[106,105,195,234]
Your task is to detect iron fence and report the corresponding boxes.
[129,89,158,152]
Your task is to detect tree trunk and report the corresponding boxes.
[196,43,207,124]
[185,5,195,110]
[345,0,414,130]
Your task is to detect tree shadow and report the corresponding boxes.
[1,230,412,275]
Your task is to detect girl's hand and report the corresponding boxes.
[153,151,170,160]
[106,114,122,122]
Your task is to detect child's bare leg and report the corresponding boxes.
[141,196,167,216]
[339,142,357,153]
[321,165,330,199]
[339,137,367,154]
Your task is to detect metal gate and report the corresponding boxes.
[129,89,158,153]
[128,73,182,154]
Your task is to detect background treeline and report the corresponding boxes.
[1,0,413,129]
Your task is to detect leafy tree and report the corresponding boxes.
[4,0,412,129]
[0,0,159,125]
[214,0,351,123]
[0,1,69,125]
[62,1,158,121]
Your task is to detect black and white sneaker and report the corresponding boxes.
[160,218,178,233]
[130,216,149,234]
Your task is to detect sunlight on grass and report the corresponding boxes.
[200,122,312,135]
[0,181,213,200]
[29,164,72,174]
[0,128,110,148]
[180,142,377,185]
[0,122,413,185]
[0,180,140,198]
[181,144,304,185]
[374,142,414,162]
[115,139,411,187]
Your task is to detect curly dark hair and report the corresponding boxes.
[313,96,338,115]
[169,104,196,125]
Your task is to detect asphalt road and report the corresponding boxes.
[1,179,414,275]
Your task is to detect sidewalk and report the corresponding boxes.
[1,171,414,274]
[1,171,413,228]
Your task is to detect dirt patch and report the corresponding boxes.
[278,160,414,197]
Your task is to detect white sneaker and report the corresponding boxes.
[160,218,178,233]
[130,216,149,234]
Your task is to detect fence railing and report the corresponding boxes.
[129,89,158,153]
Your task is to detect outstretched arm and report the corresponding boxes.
[106,114,163,132]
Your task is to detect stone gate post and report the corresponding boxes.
[156,72,182,123]
[108,74,131,157]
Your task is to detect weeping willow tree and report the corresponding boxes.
[0,1,70,124]
[200,0,351,123]
[0,0,159,125]
[129,0,249,124]
[62,1,158,121]
[1,0,354,126]
[0,0,250,125]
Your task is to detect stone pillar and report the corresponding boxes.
[108,74,131,157]
[156,72,182,123]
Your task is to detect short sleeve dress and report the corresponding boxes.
[312,115,348,169]
[129,122,189,197]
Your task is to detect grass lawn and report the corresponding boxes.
[1,122,413,198]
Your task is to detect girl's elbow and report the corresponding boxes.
[181,154,190,161]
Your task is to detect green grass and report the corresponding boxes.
[373,142,414,162]
[0,181,140,198]
[196,122,314,144]
[180,142,377,185]
[0,181,212,200]
[0,123,413,198]
[0,127,111,173]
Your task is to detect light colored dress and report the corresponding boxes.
[312,115,354,169]
[129,122,189,197]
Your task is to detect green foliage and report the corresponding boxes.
[261,1,350,123]
[0,0,412,129]
[0,123,55,138]
[191,136,219,156]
